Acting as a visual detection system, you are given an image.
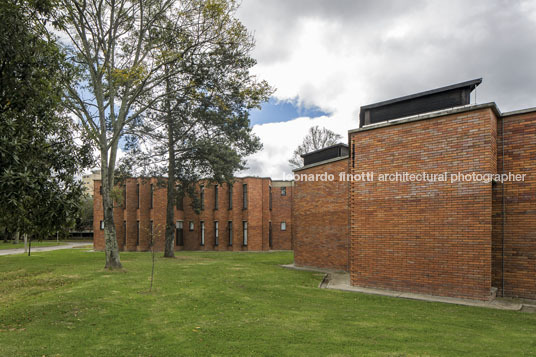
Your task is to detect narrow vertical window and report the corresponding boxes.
[100,220,104,230]
[150,184,154,209]
[189,221,194,231]
[243,221,248,246]
[228,221,233,246]
[269,186,272,210]
[136,221,140,246]
[123,221,127,245]
[176,221,184,246]
[242,184,248,209]
[281,187,286,196]
[123,185,127,208]
[269,221,272,248]
[214,221,219,246]
[200,185,205,210]
[228,184,233,210]
[100,186,103,195]
[214,185,219,210]
[352,142,355,168]
[150,220,153,242]
[136,183,140,209]
[176,185,184,210]
[200,221,205,246]
[281,222,286,231]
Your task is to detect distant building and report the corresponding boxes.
[93,177,293,252]
[82,170,101,197]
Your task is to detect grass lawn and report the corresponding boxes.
[0,241,66,250]
[1,250,535,356]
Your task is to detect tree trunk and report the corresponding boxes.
[101,154,122,269]
[163,73,175,258]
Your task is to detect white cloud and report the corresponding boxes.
[237,0,536,178]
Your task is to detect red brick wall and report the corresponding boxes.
[493,112,536,299]
[271,183,293,250]
[349,108,497,300]
[93,177,293,252]
[293,158,349,271]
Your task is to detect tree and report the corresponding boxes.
[0,0,92,242]
[122,0,272,258]
[54,0,195,268]
[288,126,343,168]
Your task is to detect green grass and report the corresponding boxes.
[0,250,535,356]
[0,241,66,250]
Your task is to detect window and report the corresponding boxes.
[269,221,272,248]
[176,221,184,246]
[214,221,219,246]
[136,183,140,208]
[123,185,127,208]
[281,222,286,231]
[200,185,205,210]
[176,186,183,210]
[269,186,272,210]
[200,221,205,246]
[228,184,233,209]
[228,221,233,246]
[243,221,248,246]
[189,221,194,231]
[136,221,140,246]
[214,185,219,210]
[100,186,103,195]
[150,220,154,243]
[100,220,104,230]
[123,221,127,245]
[281,187,286,196]
[242,184,248,209]
[150,184,154,209]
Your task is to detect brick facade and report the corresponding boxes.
[349,108,497,300]
[93,177,293,252]
[293,158,349,271]
[493,111,536,299]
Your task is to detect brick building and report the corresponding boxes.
[293,79,536,301]
[93,177,293,252]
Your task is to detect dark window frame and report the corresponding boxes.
[228,184,233,210]
[228,221,233,246]
[176,221,184,246]
[136,183,140,209]
[242,184,248,209]
[269,186,272,210]
[242,221,248,246]
[200,185,205,210]
[200,221,205,246]
[136,221,140,246]
[214,185,219,210]
[214,221,219,246]
[150,184,154,209]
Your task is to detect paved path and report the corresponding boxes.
[0,242,91,256]
[281,263,529,311]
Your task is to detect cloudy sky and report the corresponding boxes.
[235,0,536,179]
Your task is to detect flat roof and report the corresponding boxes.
[360,78,482,111]
[293,155,349,173]
[350,102,501,134]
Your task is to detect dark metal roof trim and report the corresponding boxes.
[360,78,482,110]
[299,143,349,158]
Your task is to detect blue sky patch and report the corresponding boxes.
[249,97,330,126]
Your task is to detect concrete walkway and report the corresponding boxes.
[282,264,528,311]
[0,242,91,256]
